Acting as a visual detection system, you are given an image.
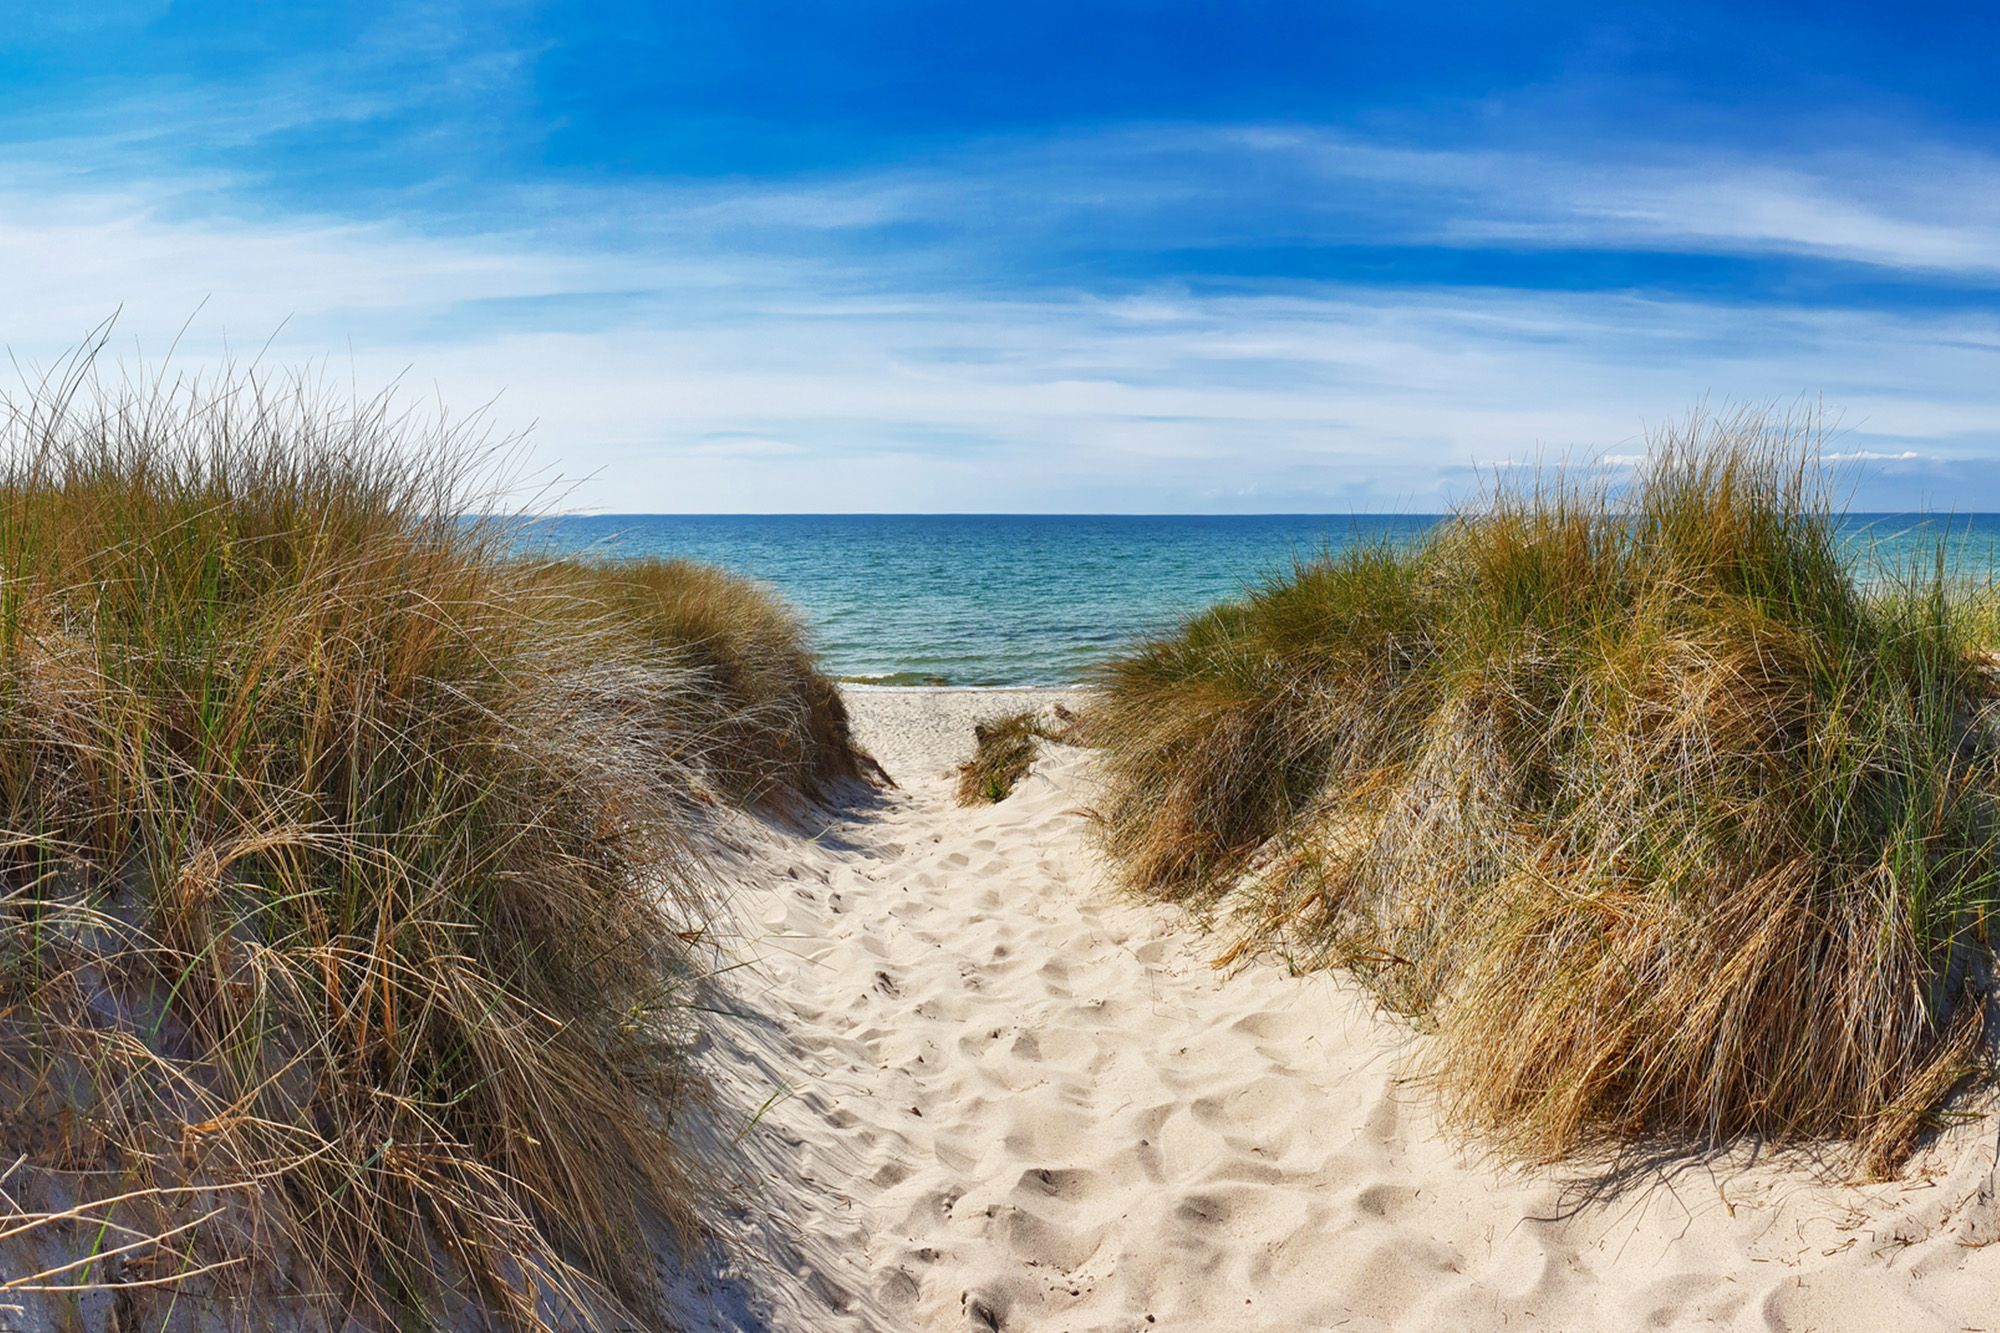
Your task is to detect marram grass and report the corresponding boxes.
[1089,410,2000,1175]
[548,557,873,806]
[0,352,862,1327]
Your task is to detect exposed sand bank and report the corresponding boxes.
[678,687,2000,1332]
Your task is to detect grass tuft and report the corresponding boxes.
[955,705,1080,806]
[0,343,863,1326]
[1089,408,2000,1173]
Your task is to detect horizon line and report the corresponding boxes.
[487,510,2000,520]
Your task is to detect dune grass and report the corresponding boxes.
[0,352,861,1327]
[1089,410,2000,1174]
[549,558,872,807]
[954,705,1080,806]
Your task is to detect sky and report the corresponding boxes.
[3,2,1999,512]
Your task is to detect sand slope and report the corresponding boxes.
[677,687,2000,1333]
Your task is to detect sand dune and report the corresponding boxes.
[677,687,2000,1332]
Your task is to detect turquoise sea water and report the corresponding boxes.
[518,514,2000,686]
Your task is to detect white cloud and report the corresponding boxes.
[536,125,2000,280]
[0,119,1998,511]
[675,435,807,459]
[1461,160,2000,275]
[295,287,1999,512]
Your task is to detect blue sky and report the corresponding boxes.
[3,2,1999,511]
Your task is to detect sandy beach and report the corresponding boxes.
[674,686,2000,1332]
[12,9,2000,1327]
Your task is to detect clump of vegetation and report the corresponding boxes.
[1089,410,2000,1174]
[0,345,862,1327]
[551,558,875,806]
[956,705,1082,805]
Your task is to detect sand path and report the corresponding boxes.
[681,688,2000,1333]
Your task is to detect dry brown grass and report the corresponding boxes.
[1090,409,2000,1174]
[954,705,1080,805]
[0,345,861,1328]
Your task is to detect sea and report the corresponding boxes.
[514,514,2000,687]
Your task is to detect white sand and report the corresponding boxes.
[677,686,2000,1332]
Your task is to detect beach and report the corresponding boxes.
[683,686,2000,1333]
[12,8,2000,1325]
[7,392,1998,1330]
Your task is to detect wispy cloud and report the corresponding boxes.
[1453,154,2000,275]
[535,126,2000,283]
